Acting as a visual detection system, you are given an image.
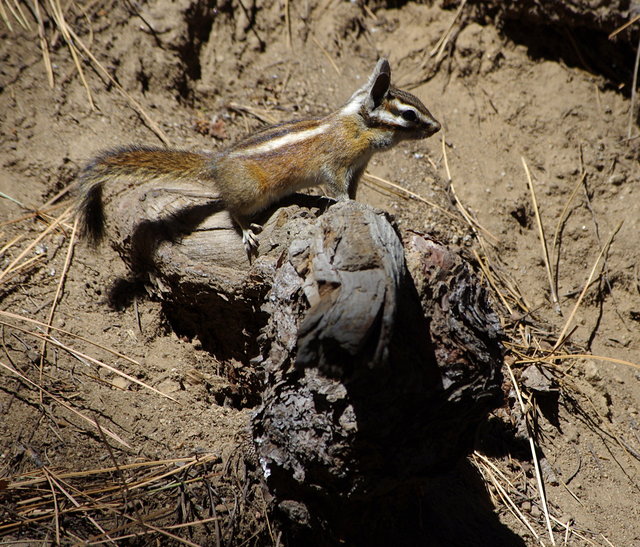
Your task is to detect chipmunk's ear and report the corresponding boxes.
[368,58,391,109]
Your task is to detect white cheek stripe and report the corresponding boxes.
[371,109,410,127]
[230,124,330,157]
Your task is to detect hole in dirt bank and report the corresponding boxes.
[379,1,638,96]
[499,20,638,94]
[474,415,531,460]
[105,276,267,409]
[106,273,267,409]
[448,0,639,93]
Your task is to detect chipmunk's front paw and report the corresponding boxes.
[242,227,260,259]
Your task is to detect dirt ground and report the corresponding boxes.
[1,0,639,545]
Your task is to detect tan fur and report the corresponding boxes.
[103,148,206,172]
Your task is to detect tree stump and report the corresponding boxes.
[93,177,510,545]
[252,203,505,545]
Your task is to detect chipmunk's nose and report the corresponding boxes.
[426,117,441,136]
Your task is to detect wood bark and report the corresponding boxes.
[97,178,510,545]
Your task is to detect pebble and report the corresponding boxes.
[583,360,601,384]
[608,173,626,186]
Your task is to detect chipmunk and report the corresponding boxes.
[76,59,440,257]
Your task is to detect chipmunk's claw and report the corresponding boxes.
[242,227,260,262]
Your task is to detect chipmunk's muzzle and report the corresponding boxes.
[421,116,441,138]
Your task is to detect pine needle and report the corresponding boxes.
[0,309,142,366]
[64,24,170,145]
[43,468,62,545]
[284,0,292,49]
[0,205,72,285]
[474,455,542,543]
[442,134,500,244]
[33,0,54,88]
[628,34,640,139]
[38,217,78,402]
[0,359,132,448]
[0,1,14,30]
[311,34,341,75]
[506,362,556,545]
[551,172,586,298]
[522,156,560,313]
[552,221,623,350]
[608,13,640,39]
[44,468,115,543]
[516,352,640,372]
[47,0,95,110]
[363,172,463,224]
[428,0,467,64]
[3,320,178,402]
[4,0,30,29]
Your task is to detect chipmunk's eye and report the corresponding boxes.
[401,109,418,122]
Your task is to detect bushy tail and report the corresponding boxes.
[74,145,210,245]
[76,168,106,245]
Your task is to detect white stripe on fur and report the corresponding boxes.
[230,124,330,157]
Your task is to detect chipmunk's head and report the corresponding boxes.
[343,58,441,148]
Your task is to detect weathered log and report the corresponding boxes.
[95,178,512,545]
[96,174,328,363]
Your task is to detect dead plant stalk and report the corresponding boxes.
[521,157,559,313]
[506,362,556,545]
[39,217,78,403]
[552,221,623,351]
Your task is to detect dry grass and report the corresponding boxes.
[469,207,637,547]
[478,214,634,546]
[1,0,169,145]
[0,195,268,544]
[1,451,265,545]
